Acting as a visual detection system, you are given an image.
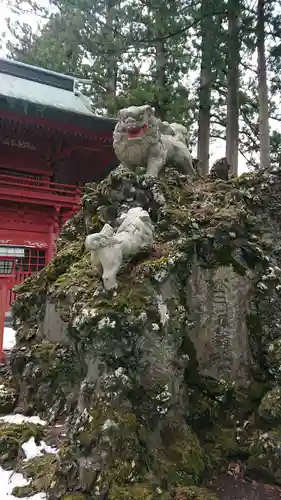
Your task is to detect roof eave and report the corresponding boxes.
[0,94,117,136]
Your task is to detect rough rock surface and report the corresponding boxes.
[8,164,281,499]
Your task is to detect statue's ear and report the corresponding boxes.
[144,105,154,116]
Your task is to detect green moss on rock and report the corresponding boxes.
[258,386,281,424]
[0,422,44,466]
[246,427,281,484]
[61,494,88,500]
[11,485,34,498]
[12,454,57,497]
[0,390,17,415]
[247,381,269,403]
[109,484,154,500]
[10,340,86,418]
[203,424,253,472]
[0,377,17,415]
[152,417,206,485]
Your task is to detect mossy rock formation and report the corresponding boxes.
[0,372,17,415]
[12,453,57,497]
[8,164,281,498]
[0,421,44,467]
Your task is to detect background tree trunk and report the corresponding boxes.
[226,0,240,175]
[197,0,213,176]
[104,0,118,100]
[154,6,168,121]
[155,39,167,121]
[257,0,270,168]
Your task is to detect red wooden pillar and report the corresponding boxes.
[0,282,8,363]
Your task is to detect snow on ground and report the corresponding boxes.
[0,414,47,426]
[3,327,16,350]
[1,329,57,498]
[0,414,57,499]
[1,466,46,499]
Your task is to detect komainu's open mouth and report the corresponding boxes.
[127,123,148,138]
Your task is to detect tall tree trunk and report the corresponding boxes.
[154,7,168,121]
[104,0,118,100]
[226,0,240,176]
[155,39,167,121]
[197,0,213,176]
[257,0,270,168]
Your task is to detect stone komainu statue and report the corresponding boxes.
[85,207,154,291]
[113,104,195,178]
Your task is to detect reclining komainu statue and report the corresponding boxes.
[85,207,154,291]
[113,104,195,178]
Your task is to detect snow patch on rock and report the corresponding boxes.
[0,414,47,426]
[22,437,58,461]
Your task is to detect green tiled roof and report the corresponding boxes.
[0,58,117,134]
[0,59,94,116]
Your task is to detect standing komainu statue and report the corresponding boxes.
[85,207,154,291]
[113,104,195,178]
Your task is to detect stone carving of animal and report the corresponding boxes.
[85,207,154,291]
[113,104,195,178]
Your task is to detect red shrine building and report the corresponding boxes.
[0,58,118,354]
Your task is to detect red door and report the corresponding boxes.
[0,248,47,362]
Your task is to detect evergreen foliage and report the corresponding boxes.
[4,0,281,170]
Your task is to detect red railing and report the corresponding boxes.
[0,173,82,208]
[8,272,33,305]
